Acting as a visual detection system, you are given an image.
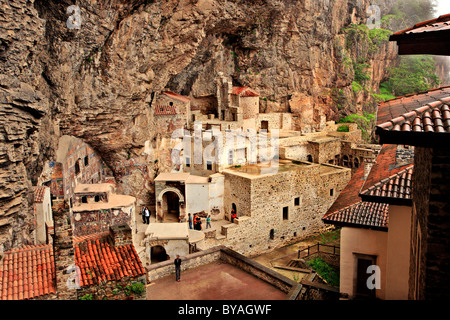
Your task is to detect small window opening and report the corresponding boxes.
[283,206,289,220]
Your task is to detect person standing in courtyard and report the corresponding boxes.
[142,206,146,223]
[188,213,193,229]
[206,215,211,229]
[174,255,182,282]
[144,207,150,224]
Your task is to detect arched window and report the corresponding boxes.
[354,157,360,168]
[343,155,349,167]
[75,159,81,175]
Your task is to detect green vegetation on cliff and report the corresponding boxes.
[381,55,441,97]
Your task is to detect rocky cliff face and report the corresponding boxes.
[0,0,397,251]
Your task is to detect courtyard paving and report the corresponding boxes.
[146,260,287,300]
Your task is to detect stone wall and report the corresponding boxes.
[280,143,310,162]
[411,146,450,300]
[409,146,431,300]
[240,96,259,120]
[256,113,292,131]
[426,147,450,299]
[72,208,132,237]
[59,136,107,203]
[221,163,351,255]
[52,200,78,300]
[309,138,341,164]
[147,246,222,281]
[223,173,252,219]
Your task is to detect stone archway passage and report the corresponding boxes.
[157,187,185,222]
[163,191,180,222]
[151,245,168,264]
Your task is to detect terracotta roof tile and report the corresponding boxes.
[323,201,389,230]
[154,104,177,116]
[360,165,413,204]
[361,144,413,193]
[391,13,450,37]
[0,244,55,300]
[231,86,260,97]
[323,143,411,225]
[377,101,450,134]
[74,234,145,288]
[376,86,450,126]
[162,91,190,103]
[34,186,48,203]
[376,88,450,146]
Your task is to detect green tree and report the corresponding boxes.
[383,55,440,96]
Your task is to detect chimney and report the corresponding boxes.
[364,159,374,179]
[109,223,133,247]
[52,199,77,300]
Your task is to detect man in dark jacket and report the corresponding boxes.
[174,255,182,282]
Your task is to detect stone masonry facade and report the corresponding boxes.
[220,162,351,255]
[409,146,450,300]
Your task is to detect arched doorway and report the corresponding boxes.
[151,246,168,263]
[162,191,180,222]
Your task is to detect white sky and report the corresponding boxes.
[435,0,450,16]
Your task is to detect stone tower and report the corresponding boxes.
[52,199,77,300]
[215,72,232,120]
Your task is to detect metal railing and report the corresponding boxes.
[297,243,340,259]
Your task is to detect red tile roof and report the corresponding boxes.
[360,165,413,205]
[323,162,367,220]
[323,144,411,228]
[34,186,48,203]
[0,244,56,300]
[154,104,177,116]
[74,236,146,287]
[377,100,450,133]
[376,88,450,146]
[376,86,450,126]
[323,201,389,230]
[391,14,450,38]
[231,86,260,97]
[361,144,413,194]
[389,14,450,55]
[73,232,110,245]
[162,91,191,103]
